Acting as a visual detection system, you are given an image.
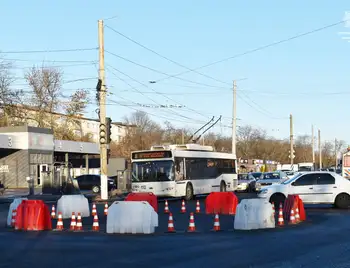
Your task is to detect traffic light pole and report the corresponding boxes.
[98,19,108,200]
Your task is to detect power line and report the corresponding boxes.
[0,48,97,54]
[153,19,348,83]
[8,62,97,70]
[236,92,288,120]
[105,25,231,86]
[105,50,227,89]
[0,58,96,63]
[105,65,206,122]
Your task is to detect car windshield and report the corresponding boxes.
[299,166,312,172]
[238,174,248,180]
[132,160,174,182]
[250,172,262,179]
[261,173,280,180]
[282,173,303,184]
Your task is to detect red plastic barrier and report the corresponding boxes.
[15,200,52,231]
[283,194,306,222]
[205,192,238,215]
[125,192,158,213]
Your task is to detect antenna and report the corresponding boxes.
[187,116,214,142]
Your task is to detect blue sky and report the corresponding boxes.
[1,1,350,144]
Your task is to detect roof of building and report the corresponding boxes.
[14,105,137,128]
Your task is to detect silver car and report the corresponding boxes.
[237,173,256,192]
[255,171,288,191]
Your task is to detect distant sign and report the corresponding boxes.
[132,151,172,160]
[0,165,9,173]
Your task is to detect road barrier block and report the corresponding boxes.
[106,201,158,234]
[7,198,27,227]
[57,194,90,219]
[205,192,238,215]
[283,195,306,222]
[234,199,275,230]
[125,192,158,213]
[15,200,52,231]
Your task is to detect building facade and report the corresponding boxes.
[11,106,136,143]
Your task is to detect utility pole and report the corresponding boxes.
[98,19,108,200]
[289,114,294,165]
[318,129,322,169]
[335,138,338,169]
[181,129,184,144]
[312,125,315,170]
[232,80,237,156]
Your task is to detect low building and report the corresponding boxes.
[9,106,136,143]
[0,126,99,188]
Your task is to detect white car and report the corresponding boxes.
[257,171,350,209]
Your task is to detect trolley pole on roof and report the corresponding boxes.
[232,80,237,156]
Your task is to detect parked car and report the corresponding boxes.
[74,174,116,193]
[237,173,256,192]
[249,172,263,180]
[257,171,350,208]
[255,171,288,191]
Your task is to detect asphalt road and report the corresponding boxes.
[1,194,350,267]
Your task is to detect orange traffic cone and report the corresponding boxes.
[181,200,186,213]
[289,208,296,224]
[167,213,175,233]
[104,203,108,216]
[295,206,300,223]
[69,212,76,231]
[75,213,83,231]
[278,203,284,226]
[195,200,200,213]
[212,214,220,231]
[164,200,169,213]
[11,209,17,227]
[55,212,64,231]
[187,212,196,232]
[92,214,99,231]
[51,205,56,219]
[91,203,97,216]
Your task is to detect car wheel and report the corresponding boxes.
[335,193,350,209]
[185,183,194,201]
[269,193,286,208]
[92,185,100,193]
[220,181,226,192]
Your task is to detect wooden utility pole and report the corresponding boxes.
[289,114,294,165]
[318,129,322,169]
[232,80,237,156]
[312,125,315,169]
[98,19,108,200]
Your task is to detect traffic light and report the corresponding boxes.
[106,117,112,144]
[99,123,107,144]
[96,79,102,103]
[288,149,295,159]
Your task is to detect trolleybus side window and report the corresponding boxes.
[185,158,217,180]
[175,157,185,181]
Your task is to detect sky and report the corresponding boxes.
[1,1,350,145]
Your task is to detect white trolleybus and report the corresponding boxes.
[131,143,238,200]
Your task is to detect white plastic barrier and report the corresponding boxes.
[106,201,158,234]
[56,194,90,219]
[7,198,27,226]
[234,199,275,230]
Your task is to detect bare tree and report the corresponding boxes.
[25,66,62,128]
[55,89,90,140]
[0,60,23,126]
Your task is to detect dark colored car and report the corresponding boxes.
[74,174,116,193]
